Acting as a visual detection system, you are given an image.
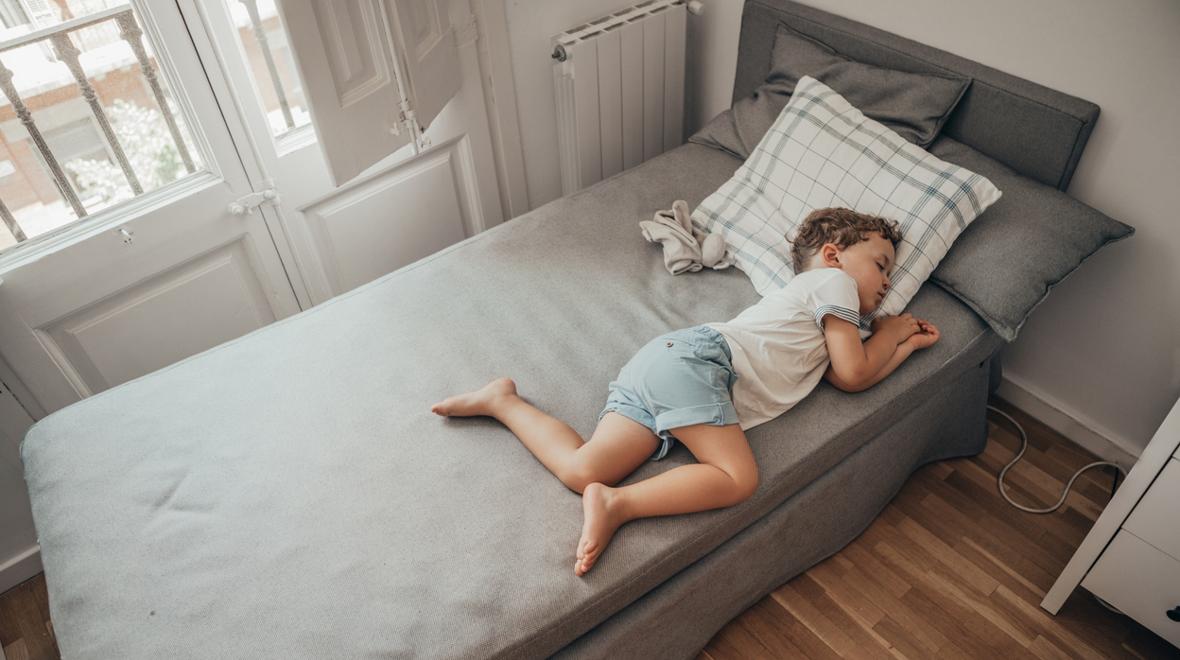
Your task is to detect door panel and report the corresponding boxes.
[40,238,278,394]
[279,0,411,186]
[302,139,471,292]
[385,0,460,128]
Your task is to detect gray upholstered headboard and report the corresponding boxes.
[734,0,1100,192]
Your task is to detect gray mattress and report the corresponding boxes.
[21,142,1002,658]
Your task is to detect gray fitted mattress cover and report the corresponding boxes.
[21,143,1001,658]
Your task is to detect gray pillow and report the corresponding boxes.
[928,136,1134,341]
[690,22,971,159]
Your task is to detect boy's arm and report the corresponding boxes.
[826,341,914,392]
[820,316,908,392]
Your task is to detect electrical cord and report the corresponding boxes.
[986,405,1129,616]
[987,404,1126,514]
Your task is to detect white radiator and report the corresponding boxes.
[552,0,687,195]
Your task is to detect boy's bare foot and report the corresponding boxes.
[575,482,627,576]
[430,377,517,417]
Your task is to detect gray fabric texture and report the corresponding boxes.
[730,0,1100,191]
[928,136,1135,341]
[688,22,970,159]
[22,143,1000,659]
[558,360,990,658]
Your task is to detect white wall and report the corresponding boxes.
[502,0,1180,456]
[503,0,743,209]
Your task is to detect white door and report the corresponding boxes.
[193,0,504,303]
[0,0,301,415]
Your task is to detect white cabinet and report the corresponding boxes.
[1043,398,1180,648]
[1082,531,1180,646]
[1123,459,1180,560]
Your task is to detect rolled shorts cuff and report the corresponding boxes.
[598,402,676,461]
[598,401,655,430]
[654,401,740,438]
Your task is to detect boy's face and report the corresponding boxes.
[825,234,896,315]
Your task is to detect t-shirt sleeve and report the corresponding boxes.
[810,272,861,331]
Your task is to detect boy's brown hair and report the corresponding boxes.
[789,207,902,273]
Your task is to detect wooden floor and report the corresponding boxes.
[1,398,1175,659]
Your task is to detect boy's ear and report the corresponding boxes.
[820,243,841,268]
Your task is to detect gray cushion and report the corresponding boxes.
[928,136,1134,341]
[689,22,970,159]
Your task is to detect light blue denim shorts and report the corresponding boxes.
[598,325,740,461]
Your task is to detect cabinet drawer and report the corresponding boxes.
[1125,458,1180,561]
[1082,530,1180,646]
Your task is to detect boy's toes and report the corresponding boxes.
[576,548,599,575]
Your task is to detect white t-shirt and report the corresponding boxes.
[705,268,861,431]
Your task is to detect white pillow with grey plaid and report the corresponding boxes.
[691,75,1002,326]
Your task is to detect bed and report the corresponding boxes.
[21,1,1112,658]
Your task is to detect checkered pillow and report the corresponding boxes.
[692,75,1002,326]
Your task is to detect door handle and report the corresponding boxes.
[228,188,279,216]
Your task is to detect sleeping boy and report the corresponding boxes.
[431,207,940,576]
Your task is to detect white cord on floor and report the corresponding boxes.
[986,404,1130,617]
[986,404,1127,515]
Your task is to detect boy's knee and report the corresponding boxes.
[557,462,597,494]
[731,469,759,502]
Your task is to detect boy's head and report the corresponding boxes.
[790,207,903,315]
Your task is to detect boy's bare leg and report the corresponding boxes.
[430,378,658,489]
[431,379,757,577]
[575,423,758,576]
[431,377,582,476]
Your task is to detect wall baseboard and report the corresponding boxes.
[0,544,41,595]
[998,374,1140,471]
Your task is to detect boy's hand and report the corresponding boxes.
[870,313,921,345]
[906,319,940,350]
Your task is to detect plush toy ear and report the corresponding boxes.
[670,200,693,233]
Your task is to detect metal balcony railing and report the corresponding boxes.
[238,0,296,132]
[0,5,196,245]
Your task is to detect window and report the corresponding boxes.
[225,0,310,139]
[0,1,205,254]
